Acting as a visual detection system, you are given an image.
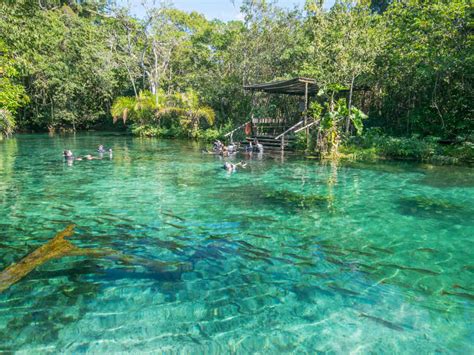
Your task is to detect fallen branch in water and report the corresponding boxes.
[0,225,191,293]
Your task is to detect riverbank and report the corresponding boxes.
[338,133,474,166]
[4,127,473,166]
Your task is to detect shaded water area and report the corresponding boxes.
[0,133,473,353]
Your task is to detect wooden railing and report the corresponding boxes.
[294,119,320,133]
[224,121,250,143]
[274,119,305,140]
[273,119,305,151]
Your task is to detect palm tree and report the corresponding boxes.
[111,90,164,125]
[111,89,215,133]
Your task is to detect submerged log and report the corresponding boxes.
[0,225,192,293]
[0,225,80,292]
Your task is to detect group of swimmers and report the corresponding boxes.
[206,139,264,172]
[210,138,263,156]
[63,145,112,163]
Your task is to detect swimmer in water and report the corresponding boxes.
[98,145,112,154]
[223,161,247,172]
[63,150,74,159]
[253,138,263,153]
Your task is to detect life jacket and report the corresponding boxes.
[245,122,252,136]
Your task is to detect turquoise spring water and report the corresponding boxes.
[0,133,473,353]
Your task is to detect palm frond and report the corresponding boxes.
[111,96,135,123]
[194,106,216,126]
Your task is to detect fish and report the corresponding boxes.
[54,205,72,212]
[116,223,132,229]
[283,252,313,262]
[162,211,186,222]
[357,263,376,270]
[0,242,24,252]
[368,246,393,254]
[345,248,375,257]
[236,240,256,249]
[236,240,271,253]
[155,240,185,251]
[272,256,294,264]
[99,215,121,222]
[239,252,273,265]
[326,256,346,266]
[306,272,330,279]
[416,247,437,253]
[327,283,361,297]
[323,249,348,257]
[117,216,135,222]
[249,233,272,240]
[49,219,72,224]
[359,313,405,332]
[243,248,272,259]
[453,284,473,292]
[92,217,104,224]
[441,290,474,301]
[295,261,318,267]
[163,222,186,230]
[380,263,440,276]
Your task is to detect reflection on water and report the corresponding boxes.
[0,133,473,352]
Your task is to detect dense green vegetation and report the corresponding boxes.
[0,0,472,162]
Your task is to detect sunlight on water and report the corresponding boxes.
[0,133,473,352]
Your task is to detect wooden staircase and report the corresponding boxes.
[243,135,296,151]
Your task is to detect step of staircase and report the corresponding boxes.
[242,135,296,150]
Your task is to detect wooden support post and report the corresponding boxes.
[281,134,285,152]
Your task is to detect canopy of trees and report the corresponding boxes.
[0,0,471,140]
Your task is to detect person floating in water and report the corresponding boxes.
[223,161,247,172]
[98,145,113,155]
[63,150,102,162]
[213,140,224,152]
[63,150,74,160]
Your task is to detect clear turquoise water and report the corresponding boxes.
[0,133,473,353]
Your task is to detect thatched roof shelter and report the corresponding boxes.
[244,77,318,96]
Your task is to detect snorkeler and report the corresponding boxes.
[213,140,224,152]
[223,161,247,172]
[98,145,112,154]
[63,150,74,160]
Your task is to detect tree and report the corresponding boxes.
[0,40,28,137]
[303,0,384,134]
[373,0,472,137]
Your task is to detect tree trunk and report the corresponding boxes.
[345,74,355,135]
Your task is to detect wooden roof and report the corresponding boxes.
[244,77,318,96]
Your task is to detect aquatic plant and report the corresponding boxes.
[265,189,329,210]
[397,196,468,219]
